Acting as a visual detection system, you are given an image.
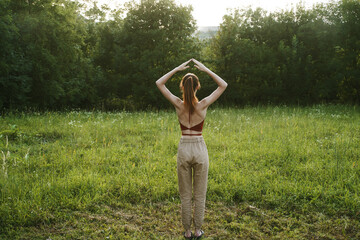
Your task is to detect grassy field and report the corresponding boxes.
[0,105,359,239]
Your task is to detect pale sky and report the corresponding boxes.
[95,0,334,26]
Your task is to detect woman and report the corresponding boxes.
[156,58,227,239]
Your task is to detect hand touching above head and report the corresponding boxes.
[192,58,208,72]
[176,59,192,72]
[176,58,210,72]
[175,58,212,72]
[156,59,191,86]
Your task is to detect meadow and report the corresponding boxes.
[0,105,359,239]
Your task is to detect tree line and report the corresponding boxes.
[0,0,359,111]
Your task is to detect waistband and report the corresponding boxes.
[180,136,204,143]
[182,133,202,136]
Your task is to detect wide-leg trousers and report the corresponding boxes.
[177,136,209,230]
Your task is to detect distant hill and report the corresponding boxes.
[196,26,219,39]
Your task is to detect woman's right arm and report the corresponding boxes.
[193,58,228,108]
[156,59,191,109]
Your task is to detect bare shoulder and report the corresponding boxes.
[173,97,183,109]
[175,100,185,113]
[195,101,208,118]
[198,98,209,110]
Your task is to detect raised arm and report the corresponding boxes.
[193,58,228,108]
[156,59,191,108]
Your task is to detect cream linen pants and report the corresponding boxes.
[177,136,209,231]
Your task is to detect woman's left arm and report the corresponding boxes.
[156,59,191,108]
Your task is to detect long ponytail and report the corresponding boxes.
[180,73,200,114]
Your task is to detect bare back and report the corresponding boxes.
[176,101,207,135]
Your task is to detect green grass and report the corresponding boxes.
[1,105,359,239]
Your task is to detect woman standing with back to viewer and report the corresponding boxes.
[156,58,228,239]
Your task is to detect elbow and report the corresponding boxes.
[156,80,164,90]
[222,82,228,89]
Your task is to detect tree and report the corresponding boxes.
[116,0,199,108]
[0,0,31,109]
[2,0,102,109]
[207,1,360,105]
[335,0,360,103]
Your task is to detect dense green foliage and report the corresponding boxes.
[0,0,198,110]
[208,0,360,105]
[0,106,359,238]
[0,0,359,110]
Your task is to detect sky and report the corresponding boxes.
[95,0,333,26]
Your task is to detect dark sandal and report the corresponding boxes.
[194,230,204,239]
[183,232,193,239]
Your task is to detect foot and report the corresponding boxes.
[194,230,204,239]
[183,230,192,239]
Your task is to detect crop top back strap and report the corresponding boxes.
[179,110,204,136]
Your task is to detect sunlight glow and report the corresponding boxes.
[94,0,334,26]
